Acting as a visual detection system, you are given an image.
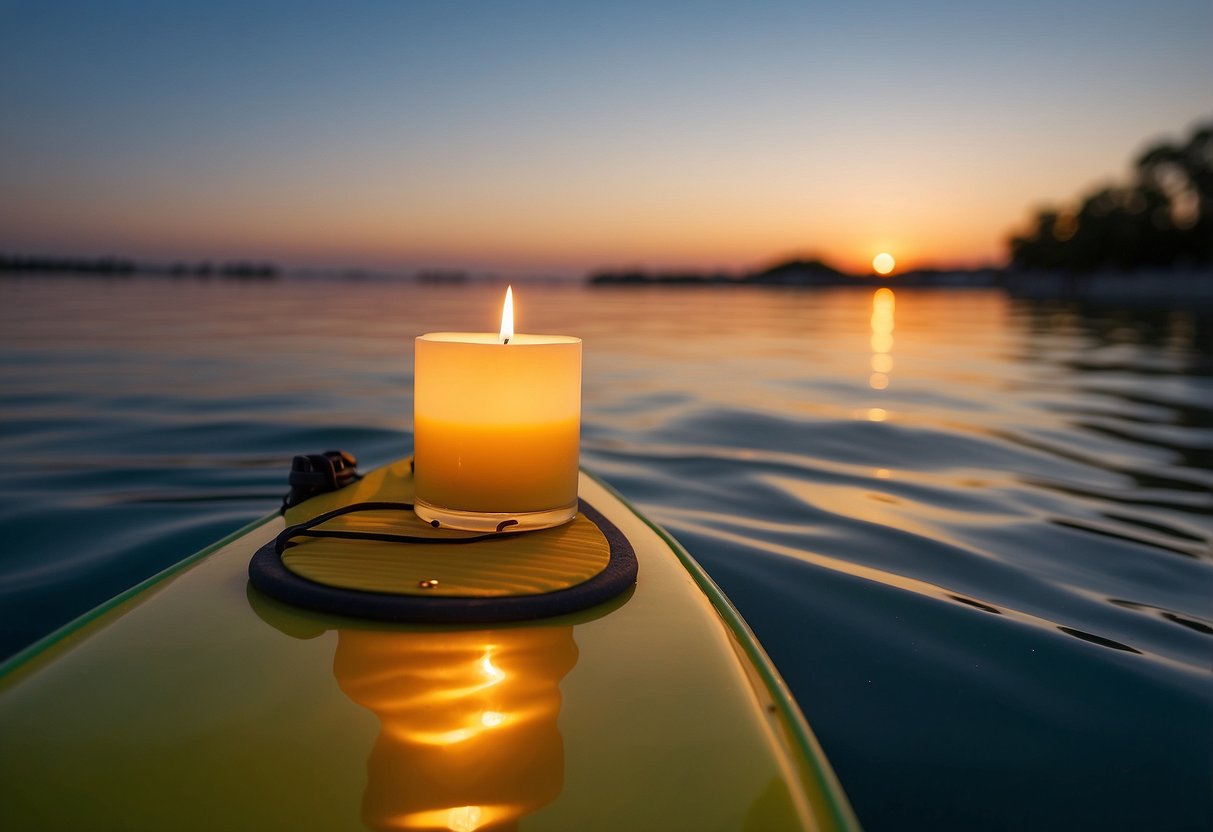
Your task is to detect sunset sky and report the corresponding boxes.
[1,0,1210,276]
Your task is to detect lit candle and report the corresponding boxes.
[413,287,582,531]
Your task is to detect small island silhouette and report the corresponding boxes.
[588,257,1004,288]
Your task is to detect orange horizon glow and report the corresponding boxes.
[2,218,998,277]
[0,149,1021,277]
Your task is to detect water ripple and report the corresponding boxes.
[2,279,1210,831]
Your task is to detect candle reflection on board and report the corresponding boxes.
[332,627,579,832]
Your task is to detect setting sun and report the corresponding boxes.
[872,253,896,275]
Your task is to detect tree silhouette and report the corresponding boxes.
[1010,121,1212,273]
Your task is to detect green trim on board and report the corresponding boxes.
[0,511,279,683]
[584,469,863,832]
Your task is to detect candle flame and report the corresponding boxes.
[500,286,514,344]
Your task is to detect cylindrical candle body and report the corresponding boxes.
[414,333,581,524]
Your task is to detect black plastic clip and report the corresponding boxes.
[282,450,361,512]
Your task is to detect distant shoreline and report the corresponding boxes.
[587,266,1002,289]
[4,253,1209,306]
[587,261,1213,305]
[1002,268,1213,305]
[0,253,279,280]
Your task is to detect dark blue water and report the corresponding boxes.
[2,276,1210,830]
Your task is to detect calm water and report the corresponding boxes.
[2,276,1210,830]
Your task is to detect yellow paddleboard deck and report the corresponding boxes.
[0,460,860,831]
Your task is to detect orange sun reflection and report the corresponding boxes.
[869,288,895,392]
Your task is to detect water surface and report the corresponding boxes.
[1,276,1210,830]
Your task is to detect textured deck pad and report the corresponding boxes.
[248,460,637,622]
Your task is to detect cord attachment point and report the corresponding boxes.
[283,449,360,511]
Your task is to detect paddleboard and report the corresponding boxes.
[0,458,859,831]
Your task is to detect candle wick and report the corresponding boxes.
[502,337,510,345]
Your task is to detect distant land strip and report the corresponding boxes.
[0,253,279,279]
[587,259,1004,287]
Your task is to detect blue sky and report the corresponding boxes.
[1,0,1209,274]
